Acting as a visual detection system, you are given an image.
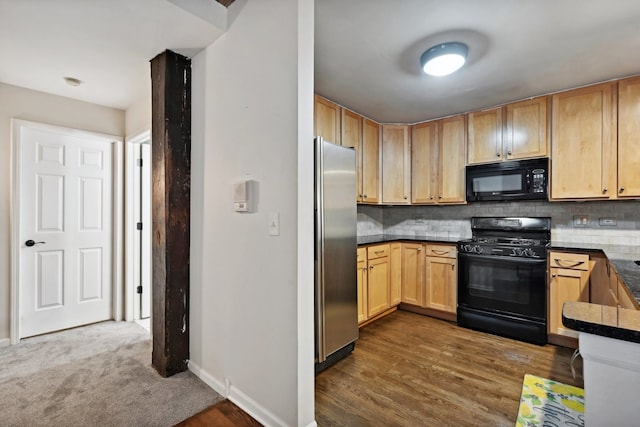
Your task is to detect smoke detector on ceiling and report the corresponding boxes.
[63,76,83,87]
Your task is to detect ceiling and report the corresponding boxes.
[2,0,640,122]
[0,0,230,111]
[315,0,640,123]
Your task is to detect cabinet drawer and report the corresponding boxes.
[426,244,456,258]
[549,252,590,271]
[357,247,366,263]
[367,244,390,260]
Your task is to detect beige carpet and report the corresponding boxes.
[0,321,223,427]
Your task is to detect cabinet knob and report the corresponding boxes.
[438,196,442,199]
[417,247,421,252]
[602,188,608,194]
[369,265,374,270]
[363,194,367,198]
[619,187,625,193]
[429,195,434,200]
[451,264,455,270]
[496,153,501,158]
[404,196,408,200]
[552,273,557,278]
[507,150,512,155]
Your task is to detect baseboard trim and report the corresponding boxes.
[188,361,289,427]
[187,360,226,396]
[0,338,10,348]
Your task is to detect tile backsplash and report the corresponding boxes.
[358,201,640,246]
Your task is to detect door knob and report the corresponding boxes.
[25,240,46,247]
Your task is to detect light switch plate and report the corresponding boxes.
[269,212,280,236]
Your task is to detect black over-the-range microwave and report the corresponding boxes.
[465,158,548,202]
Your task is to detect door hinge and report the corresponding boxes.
[137,158,143,167]
[137,222,143,230]
[137,285,143,294]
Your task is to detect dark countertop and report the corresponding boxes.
[563,301,640,344]
[357,234,462,245]
[550,241,640,303]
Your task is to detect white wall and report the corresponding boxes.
[189,0,315,426]
[125,91,151,139]
[0,82,125,342]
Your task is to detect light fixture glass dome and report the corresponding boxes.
[420,42,468,76]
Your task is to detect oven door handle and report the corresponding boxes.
[458,253,547,264]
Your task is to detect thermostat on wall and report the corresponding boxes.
[233,180,255,212]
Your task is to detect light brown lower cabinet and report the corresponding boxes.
[400,242,457,317]
[548,251,592,339]
[401,243,425,306]
[617,278,638,309]
[357,247,367,323]
[424,244,457,314]
[357,243,402,325]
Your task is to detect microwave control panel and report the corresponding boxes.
[530,168,546,193]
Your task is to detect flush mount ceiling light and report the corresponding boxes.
[420,42,468,76]
[63,76,82,87]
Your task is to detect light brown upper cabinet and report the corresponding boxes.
[505,97,549,160]
[341,108,363,201]
[617,76,640,198]
[467,97,549,165]
[314,94,341,144]
[411,115,466,204]
[382,125,411,204]
[467,107,502,164]
[550,82,617,200]
[361,119,381,204]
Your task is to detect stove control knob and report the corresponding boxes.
[523,248,536,258]
[474,245,483,254]
[463,244,473,253]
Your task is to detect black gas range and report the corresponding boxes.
[457,217,551,345]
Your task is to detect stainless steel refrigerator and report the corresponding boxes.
[314,137,358,373]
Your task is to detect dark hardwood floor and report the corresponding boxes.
[315,310,583,427]
[177,311,583,426]
[174,399,262,427]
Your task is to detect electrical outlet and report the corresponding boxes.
[573,215,589,227]
[599,217,617,226]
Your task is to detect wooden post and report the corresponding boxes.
[150,50,191,377]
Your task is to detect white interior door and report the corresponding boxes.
[133,142,151,319]
[19,124,114,338]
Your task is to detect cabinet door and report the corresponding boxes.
[505,96,549,160]
[411,121,438,204]
[401,243,425,306]
[367,256,390,317]
[314,95,341,144]
[357,248,367,324]
[617,279,638,310]
[342,109,363,202]
[549,267,590,338]
[617,77,640,198]
[438,115,467,204]
[425,256,457,313]
[551,83,617,200]
[382,125,411,204]
[361,119,381,204]
[467,107,503,164]
[389,243,402,306]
